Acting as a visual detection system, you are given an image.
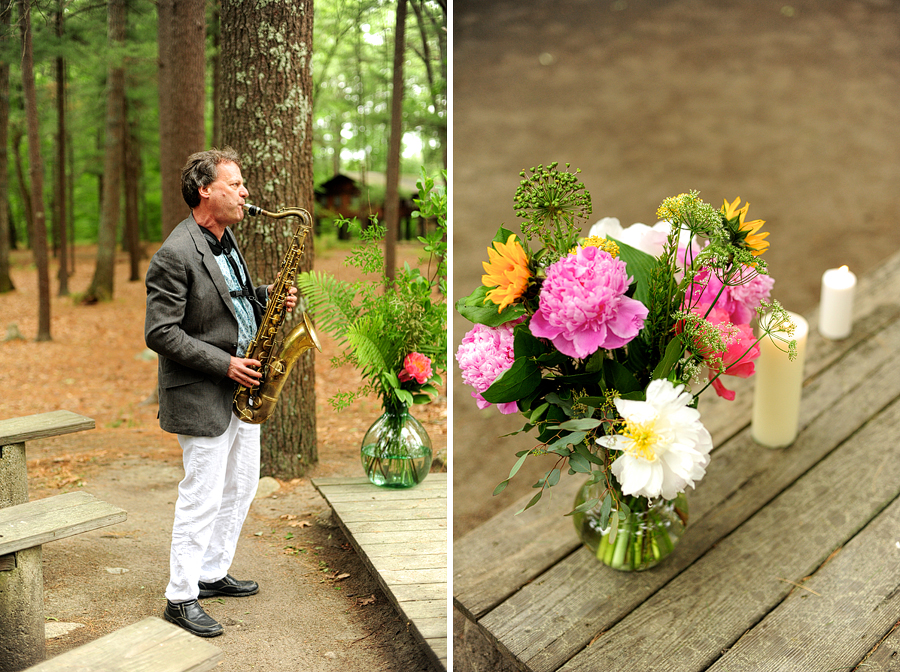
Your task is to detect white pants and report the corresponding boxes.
[165,414,260,603]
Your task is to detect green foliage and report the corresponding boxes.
[297,168,447,412]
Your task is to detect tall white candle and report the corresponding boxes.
[751,311,809,448]
[818,266,856,340]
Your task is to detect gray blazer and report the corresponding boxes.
[145,213,268,437]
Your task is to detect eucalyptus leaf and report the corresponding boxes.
[567,497,600,516]
[568,453,592,474]
[558,418,603,431]
[516,491,543,515]
[493,480,509,496]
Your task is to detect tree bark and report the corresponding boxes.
[0,0,13,293]
[124,104,141,281]
[383,0,408,284]
[157,0,206,239]
[55,1,69,296]
[84,0,126,304]
[19,0,50,340]
[221,0,317,477]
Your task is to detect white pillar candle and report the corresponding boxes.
[818,266,856,340]
[751,311,809,449]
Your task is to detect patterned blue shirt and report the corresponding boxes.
[214,247,258,357]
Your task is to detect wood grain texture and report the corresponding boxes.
[24,617,222,672]
[0,491,127,555]
[0,411,94,446]
[313,473,447,671]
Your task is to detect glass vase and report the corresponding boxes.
[360,405,433,488]
[572,479,688,572]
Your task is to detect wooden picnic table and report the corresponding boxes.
[454,248,900,672]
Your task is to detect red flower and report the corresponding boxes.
[398,352,432,385]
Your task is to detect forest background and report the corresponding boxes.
[0,0,447,478]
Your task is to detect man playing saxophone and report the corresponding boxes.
[144,147,297,637]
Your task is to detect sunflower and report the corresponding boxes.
[482,234,531,312]
[721,197,769,256]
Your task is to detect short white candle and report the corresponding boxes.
[818,265,856,340]
[751,311,809,449]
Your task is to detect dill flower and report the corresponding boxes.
[576,236,619,257]
[529,246,648,359]
[657,191,722,240]
[721,197,769,256]
[482,235,531,312]
[597,379,713,500]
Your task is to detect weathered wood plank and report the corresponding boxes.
[338,518,446,534]
[706,493,900,671]
[0,411,94,446]
[0,491,127,555]
[558,395,900,672]
[24,617,222,672]
[313,473,447,671]
[477,310,900,672]
[856,622,900,671]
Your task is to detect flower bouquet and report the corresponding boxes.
[456,163,796,570]
[297,170,447,488]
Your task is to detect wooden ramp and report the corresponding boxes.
[312,473,447,671]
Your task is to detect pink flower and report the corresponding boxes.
[529,246,648,359]
[687,267,774,325]
[398,352,432,384]
[455,321,520,414]
[700,306,760,401]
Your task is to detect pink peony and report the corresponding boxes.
[398,352,433,384]
[529,246,648,359]
[455,321,520,414]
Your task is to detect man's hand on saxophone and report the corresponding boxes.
[267,274,298,311]
[227,356,263,387]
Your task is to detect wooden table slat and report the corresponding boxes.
[0,491,127,555]
[24,617,222,672]
[0,411,95,446]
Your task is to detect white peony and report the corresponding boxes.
[588,217,701,260]
[597,379,713,500]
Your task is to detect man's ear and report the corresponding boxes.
[197,183,211,200]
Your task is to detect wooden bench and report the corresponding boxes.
[312,474,448,671]
[23,617,223,672]
[0,411,127,672]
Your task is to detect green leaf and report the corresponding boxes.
[455,286,526,326]
[568,452,592,474]
[546,430,586,452]
[610,237,659,306]
[573,441,604,465]
[516,491,543,515]
[558,418,602,431]
[493,480,509,496]
[567,497,600,516]
[651,335,685,380]
[507,450,530,480]
[481,358,541,403]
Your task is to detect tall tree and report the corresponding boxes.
[0,0,13,293]
[157,0,205,239]
[220,0,317,477]
[54,0,69,296]
[84,0,126,303]
[19,0,50,339]
[383,0,407,283]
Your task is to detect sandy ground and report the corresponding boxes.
[0,239,446,671]
[451,0,900,669]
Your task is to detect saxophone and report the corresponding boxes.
[232,204,322,424]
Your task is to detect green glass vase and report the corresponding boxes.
[572,479,688,572]
[360,405,432,488]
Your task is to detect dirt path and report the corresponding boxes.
[452,1,900,669]
[0,240,445,671]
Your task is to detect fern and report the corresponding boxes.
[295,270,359,340]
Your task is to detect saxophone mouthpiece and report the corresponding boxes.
[243,204,263,216]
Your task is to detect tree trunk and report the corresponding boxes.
[55,1,69,297]
[157,0,205,239]
[221,0,317,478]
[383,0,408,284]
[0,0,13,293]
[124,104,141,281]
[19,0,50,340]
[84,0,126,304]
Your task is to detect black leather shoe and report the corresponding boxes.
[198,574,259,598]
[163,599,224,638]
